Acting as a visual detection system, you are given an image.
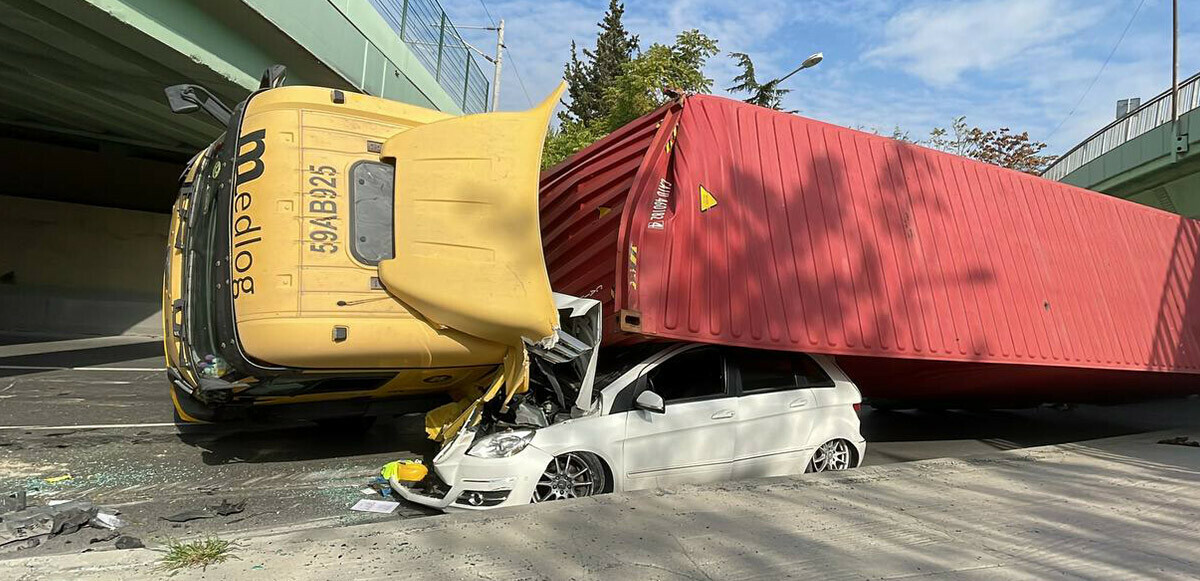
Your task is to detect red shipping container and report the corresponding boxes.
[540,95,1200,402]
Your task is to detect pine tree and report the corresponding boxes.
[728,52,790,111]
[560,0,639,125]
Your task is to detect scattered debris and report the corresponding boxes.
[2,490,26,512]
[1158,436,1200,447]
[114,535,145,550]
[91,509,125,530]
[162,498,247,522]
[349,499,400,514]
[0,498,122,553]
[89,530,120,544]
[43,474,72,484]
[158,536,235,571]
[213,499,246,516]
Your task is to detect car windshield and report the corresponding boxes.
[182,136,228,378]
[592,343,672,389]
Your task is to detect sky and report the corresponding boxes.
[441,0,1199,155]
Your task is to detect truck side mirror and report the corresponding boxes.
[164,84,233,125]
[635,390,665,414]
[259,64,287,89]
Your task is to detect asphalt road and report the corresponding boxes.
[2,332,1198,558]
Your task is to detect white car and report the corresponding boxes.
[395,343,865,510]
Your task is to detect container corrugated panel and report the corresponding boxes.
[542,95,1200,379]
[540,100,681,330]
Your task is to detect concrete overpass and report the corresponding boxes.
[0,0,490,336]
[1043,72,1200,218]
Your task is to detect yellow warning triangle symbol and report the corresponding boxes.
[699,185,718,212]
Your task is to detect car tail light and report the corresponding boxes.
[853,403,862,413]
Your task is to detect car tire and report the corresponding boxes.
[806,439,855,473]
[531,451,607,503]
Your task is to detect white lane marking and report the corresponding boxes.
[0,422,180,431]
[40,379,134,385]
[0,365,165,372]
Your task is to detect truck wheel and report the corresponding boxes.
[532,452,606,503]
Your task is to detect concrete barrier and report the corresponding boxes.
[0,195,167,337]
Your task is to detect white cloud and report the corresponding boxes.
[865,0,1106,86]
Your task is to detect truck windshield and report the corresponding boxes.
[182,136,229,378]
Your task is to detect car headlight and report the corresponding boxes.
[466,429,535,458]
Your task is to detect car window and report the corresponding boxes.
[794,354,835,388]
[646,347,725,402]
[727,348,835,394]
[727,348,797,393]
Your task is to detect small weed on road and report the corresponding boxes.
[158,536,236,572]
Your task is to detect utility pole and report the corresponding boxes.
[492,19,504,112]
[457,21,505,112]
[1171,0,1180,127]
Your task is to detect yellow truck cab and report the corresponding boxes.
[162,68,592,429]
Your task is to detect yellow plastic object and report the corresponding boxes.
[381,460,428,482]
[377,84,565,354]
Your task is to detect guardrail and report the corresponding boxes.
[369,0,491,114]
[1042,71,1200,182]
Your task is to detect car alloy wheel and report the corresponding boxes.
[808,439,853,473]
[532,452,603,502]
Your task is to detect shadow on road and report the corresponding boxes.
[176,414,437,465]
[860,397,1200,450]
[0,341,162,377]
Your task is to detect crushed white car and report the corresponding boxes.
[394,332,866,511]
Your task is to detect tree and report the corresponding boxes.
[543,30,719,168]
[560,0,639,125]
[926,117,1057,174]
[727,52,790,110]
[600,30,719,130]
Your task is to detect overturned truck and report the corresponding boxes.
[540,94,1200,405]
[163,72,598,435]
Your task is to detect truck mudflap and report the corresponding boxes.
[378,84,565,411]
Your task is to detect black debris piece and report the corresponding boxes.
[114,535,144,550]
[1158,436,1200,447]
[162,498,247,522]
[162,509,212,523]
[89,530,120,544]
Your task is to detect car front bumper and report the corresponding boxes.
[392,441,554,512]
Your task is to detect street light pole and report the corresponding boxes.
[491,19,504,112]
[774,52,824,85]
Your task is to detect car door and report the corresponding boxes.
[727,348,835,479]
[621,346,736,489]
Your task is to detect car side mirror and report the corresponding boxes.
[635,390,665,414]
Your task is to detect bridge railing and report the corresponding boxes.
[1043,72,1200,182]
[369,0,491,114]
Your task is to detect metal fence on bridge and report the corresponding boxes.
[1043,72,1200,182]
[369,0,491,114]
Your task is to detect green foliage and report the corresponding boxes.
[542,120,609,169]
[727,52,791,110]
[600,30,719,131]
[560,0,639,126]
[926,116,1058,174]
[544,30,719,169]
